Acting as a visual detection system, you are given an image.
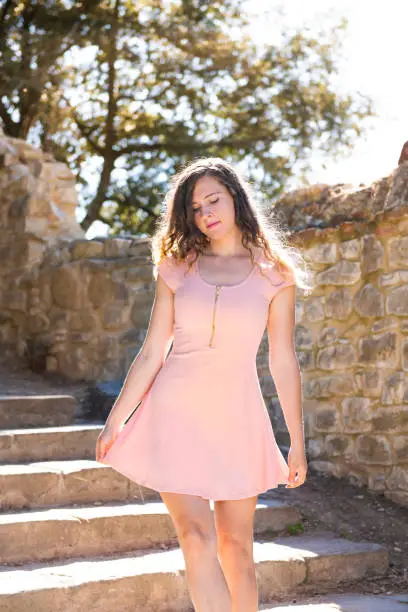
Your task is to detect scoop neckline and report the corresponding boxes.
[195,251,261,289]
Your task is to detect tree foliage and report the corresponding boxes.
[0,0,374,235]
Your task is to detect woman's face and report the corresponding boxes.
[190,175,236,239]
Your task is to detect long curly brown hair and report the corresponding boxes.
[151,156,313,293]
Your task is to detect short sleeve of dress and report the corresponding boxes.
[260,258,296,303]
[156,256,185,293]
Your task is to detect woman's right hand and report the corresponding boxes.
[95,420,124,462]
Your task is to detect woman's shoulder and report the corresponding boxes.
[256,250,296,301]
[156,251,194,292]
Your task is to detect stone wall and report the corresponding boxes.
[0,127,85,359]
[1,130,408,506]
[261,162,408,507]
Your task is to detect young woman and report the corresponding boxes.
[96,157,312,612]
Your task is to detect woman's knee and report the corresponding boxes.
[217,531,254,560]
[178,519,218,552]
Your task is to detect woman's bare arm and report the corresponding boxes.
[104,274,176,429]
[266,285,305,450]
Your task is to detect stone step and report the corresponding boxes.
[0,395,77,428]
[0,498,301,564]
[0,534,388,612]
[259,592,408,611]
[0,459,160,511]
[0,424,102,463]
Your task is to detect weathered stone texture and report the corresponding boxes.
[388,236,408,268]
[316,342,356,370]
[354,284,384,317]
[372,406,408,433]
[339,238,361,260]
[362,235,384,273]
[386,285,408,316]
[304,242,337,264]
[359,332,398,367]
[314,403,341,432]
[355,435,393,465]
[303,297,325,322]
[303,375,356,399]
[325,288,353,319]
[316,260,361,286]
[355,369,383,397]
[342,397,373,433]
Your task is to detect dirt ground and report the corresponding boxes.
[262,468,408,600]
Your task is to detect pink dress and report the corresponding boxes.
[100,250,296,501]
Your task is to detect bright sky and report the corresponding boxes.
[85,0,407,238]
[243,0,407,187]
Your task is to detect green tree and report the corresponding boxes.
[0,0,104,141]
[0,1,374,235]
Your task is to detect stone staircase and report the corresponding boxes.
[0,394,406,611]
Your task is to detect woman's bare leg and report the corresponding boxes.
[160,491,232,612]
[214,495,259,612]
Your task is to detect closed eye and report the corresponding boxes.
[193,198,219,213]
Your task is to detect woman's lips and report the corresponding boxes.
[207,221,220,229]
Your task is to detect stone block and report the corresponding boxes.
[0,395,77,428]
[296,351,314,370]
[131,291,156,327]
[295,300,304,323]
[308,460,347,478]
[317,260,361,286]
[381,372,408,404]
[379,270,408,287]
[70,309,98,332]
[354,284,384,317]
[317,327,338,347]
[359,332,397,367]
[325,434,353,459]
[393,436,408,462]
[342,397,373,433]
[88,270,117,306]
[371,316,399,334]
[386,466,408,490]
[304,296,325,322]
[316,342,356,370]
[355,435,392,465]
[388,236,408,268]
[71,240,104,260]
[104,237,132,258]
[303,375,356,399]
[325,287,353,319]
[51,264,84,310]
[102,302,130,330]
[314,403,341,432]
[339,238,361,260]
[386,285,408,316]
[362,235,384,273]
[294,325,314,350]
[372,406,408,433]
[307,437,326,459]
[304,242,337,264]
[355,369,383,397]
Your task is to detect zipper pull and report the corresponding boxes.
[209,285,222,347]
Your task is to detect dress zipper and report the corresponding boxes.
[209,285,222,347]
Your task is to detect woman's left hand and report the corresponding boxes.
[286,444,308,488]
